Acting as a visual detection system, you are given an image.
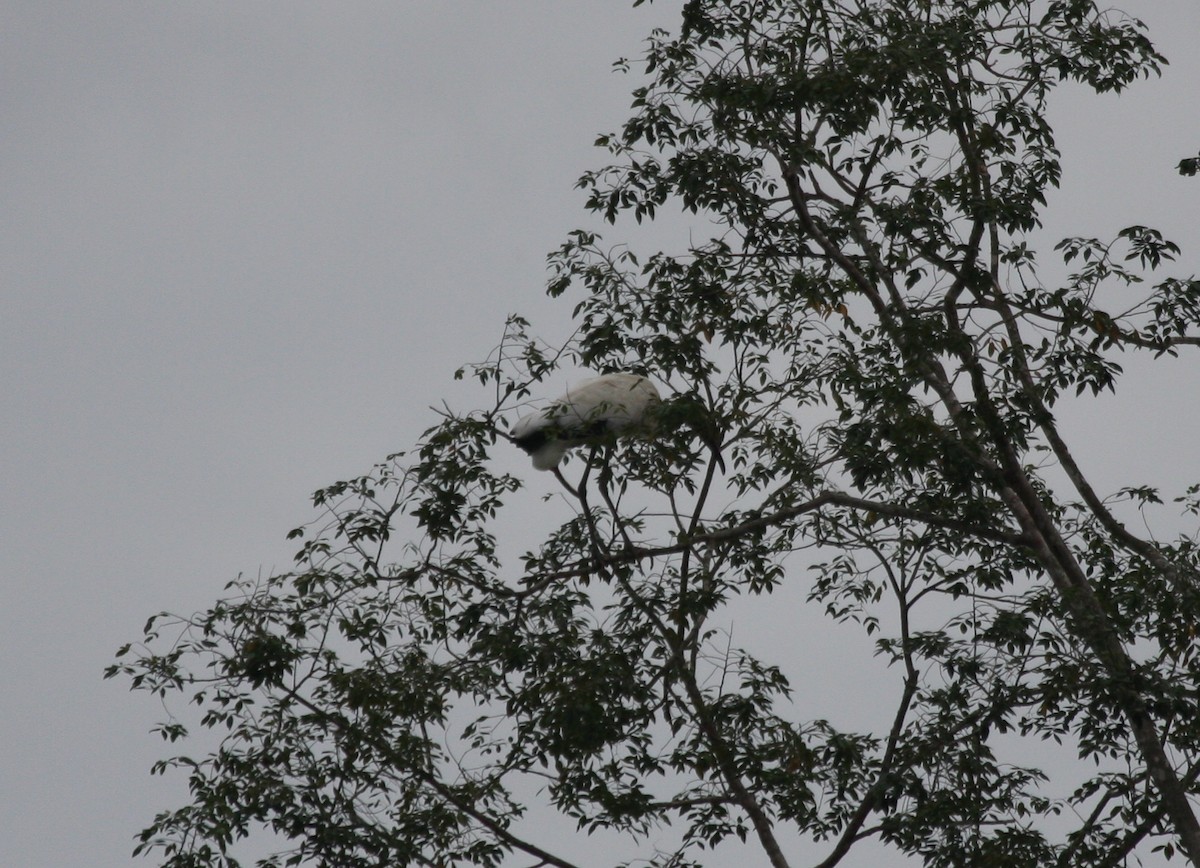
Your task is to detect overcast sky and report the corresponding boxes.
[2,3,1198,867]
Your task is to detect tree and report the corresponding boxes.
[110,1,1200,865]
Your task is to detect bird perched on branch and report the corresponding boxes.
[508,372,726,478]
[509,373,662,471]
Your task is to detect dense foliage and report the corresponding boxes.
[111,1,1200,865]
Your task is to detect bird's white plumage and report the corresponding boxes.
[510,373,661,470]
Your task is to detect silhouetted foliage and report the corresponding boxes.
[111,2,1200,865]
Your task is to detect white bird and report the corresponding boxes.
[509,373,662,471]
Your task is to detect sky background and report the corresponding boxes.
[2,3,1198,867]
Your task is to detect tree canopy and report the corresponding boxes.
[111,1,1200,866]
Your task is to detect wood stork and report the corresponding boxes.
[509,372,661,471]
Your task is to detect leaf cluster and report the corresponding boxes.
[112,2,1200,866]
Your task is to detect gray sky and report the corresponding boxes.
[2,3,1198,867]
